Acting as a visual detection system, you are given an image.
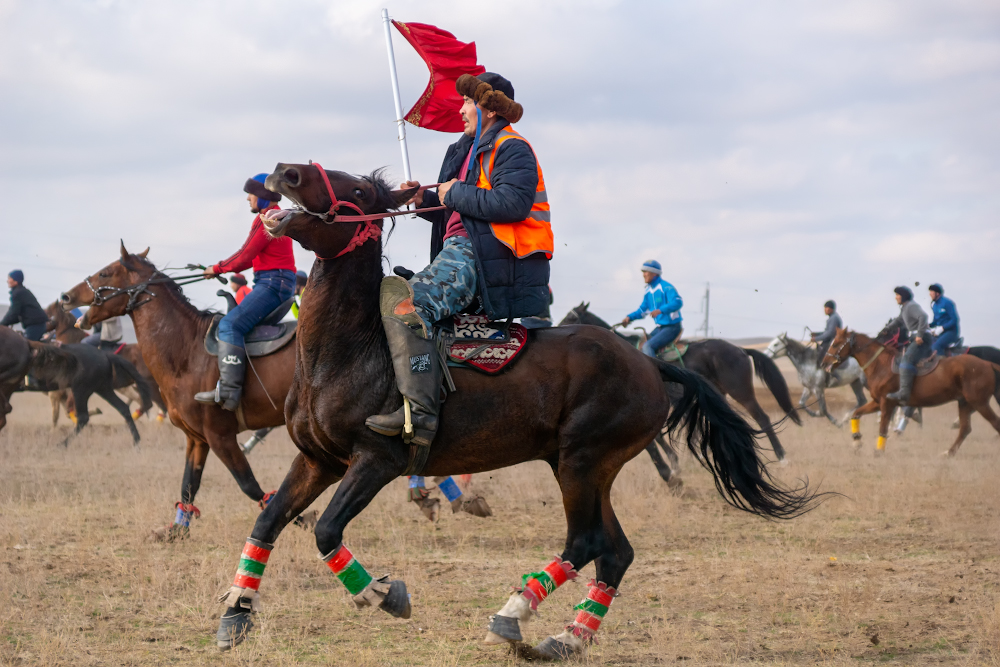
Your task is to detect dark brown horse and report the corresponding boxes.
[206,164,815,658]
[560,303,800,469]
[0,326,31,433]
[60,245,299,538]
[822,326,1000,456]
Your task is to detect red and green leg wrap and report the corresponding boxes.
[323,544,373,596]
[519,557,578,611]
[218,537,273,611]
[569,581,617,641]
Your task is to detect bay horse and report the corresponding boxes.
[560,303,800,466]
[822,326,1000,456]
[207,163,816,658]
[0,326,31,433]
[60,245,300,539]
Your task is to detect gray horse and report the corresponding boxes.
[765,333,867,426]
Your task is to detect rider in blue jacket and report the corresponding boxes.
[621,260,683,357]
[928,283,960,355]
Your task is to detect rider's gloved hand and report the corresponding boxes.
[621,316,630,326]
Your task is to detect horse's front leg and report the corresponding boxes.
[205,424,267,503]
[216,452,339,650]
[875,399,894,456]
[816,388,838,426]
[799,387,821,418]
[849,400,880,449]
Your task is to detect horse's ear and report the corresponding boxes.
[389,185,419,210]
[137,247,149,259]
[584,302,590,310]
[120,240,129,260]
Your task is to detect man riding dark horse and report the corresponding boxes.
[810,300,842,360]
[195,174,296,411]
[887,285,930,405]
[3,270,48,342]
[620,260,683,357]
[365,72,552,447]
[928,283,961,356]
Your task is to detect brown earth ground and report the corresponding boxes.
[1,357,999,666]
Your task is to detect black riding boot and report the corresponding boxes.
[365,318,442,447]
[194,342,246,412]
[887,367,915,405]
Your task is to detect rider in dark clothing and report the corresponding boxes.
[887,286,930,405]
[928,283,961,355]
[2,270,48,341]
[810,300,842,360]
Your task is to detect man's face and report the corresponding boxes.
[247,193,260,213]
[642,271,657,284]
[895,293,903,305]
[6,277,16,289]
[460,96,478,136]
[230,281,240,294]
[929,290,940,302]
[824,306,833,316]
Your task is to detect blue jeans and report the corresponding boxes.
[642,323,682,357]
[217,269,295,347]
[900,335,931,371]
[932,329,960,355]
[22,323,46,341]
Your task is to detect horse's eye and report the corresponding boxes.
[353,188,365,198]
[99,272,110,278]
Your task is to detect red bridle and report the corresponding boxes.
[309,161,447,259]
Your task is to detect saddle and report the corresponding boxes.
[890,352,940,377]
[657,342,689,363]
[435,314,529,375]
[204,298,297,358]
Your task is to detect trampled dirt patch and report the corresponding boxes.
[1,379,999,666]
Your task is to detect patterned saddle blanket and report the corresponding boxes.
[890,352,940,377]
[656,342,689,363]
[436,314,529,375]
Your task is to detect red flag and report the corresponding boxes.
[392,20,485,133]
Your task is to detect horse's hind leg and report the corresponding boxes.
[741,396,786,462]
[527,477,633,659]
[98,389,140,445]
[216,452,339,650]
[58,389,90,447]
[945,400,973,457]
[644,439,674,484]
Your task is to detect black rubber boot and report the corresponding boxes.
[216,600,254,650]
[365,318,442,447]
[887,368,915,405]
[194,342,246,412]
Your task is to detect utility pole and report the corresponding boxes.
[697,282,711,338]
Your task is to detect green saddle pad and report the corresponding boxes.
[656,342,688,362]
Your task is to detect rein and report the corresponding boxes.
[296,162,448,259]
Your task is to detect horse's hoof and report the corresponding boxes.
[777,458,790,467]
[216,606,254,650]
[417,497,440,523]
[851,433,862,441]
[527,634,585,661]
[293,510,319,531]
[378,579,411,619]
[666,476,684,493]
[484,614,523,644]
[455,495,492,517]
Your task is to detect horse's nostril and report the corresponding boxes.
[60,293,71,303]
[284,168,301,187]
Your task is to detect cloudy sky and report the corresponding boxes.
[2,0,998,342]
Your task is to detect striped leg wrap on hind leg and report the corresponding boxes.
[218,537,272,610]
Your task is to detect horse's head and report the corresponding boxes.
[60,242,153,328]
[262,163,417,258]
[765,333,788,359]
[821,327,853,371]
[557,301,590,326]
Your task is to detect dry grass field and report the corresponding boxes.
[2,364,1000,666]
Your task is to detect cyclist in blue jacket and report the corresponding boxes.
[928,283,961,355]
[621,260,683,357]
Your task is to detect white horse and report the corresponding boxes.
[765,333,868,426]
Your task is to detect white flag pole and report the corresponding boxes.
[381,8,413,183]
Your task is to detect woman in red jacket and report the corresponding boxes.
[195,174,296,411]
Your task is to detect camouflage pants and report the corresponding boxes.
[410,236,478,332]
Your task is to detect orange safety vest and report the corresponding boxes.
[475,128,553,259]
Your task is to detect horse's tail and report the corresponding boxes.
[109,356,152,413]
[969,346,1000,366]
[655,360,819,518]
[744,348,801,426]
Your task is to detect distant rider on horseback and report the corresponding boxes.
[887,286,930,405]
[195,175,296,411]
[928,283,961,356]
[620,260,683,357]
[2,270,48,342]
[366,72,552,448]
[810,300,842,360]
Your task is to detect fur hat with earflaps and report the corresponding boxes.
[456,72,523,123]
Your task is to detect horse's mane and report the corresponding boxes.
[562,303,613,329]
[875,317,907,349]
[121,254,219,319]
[362,168,401,212]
